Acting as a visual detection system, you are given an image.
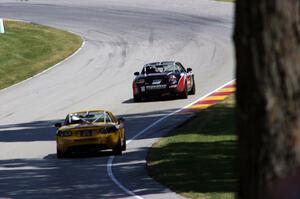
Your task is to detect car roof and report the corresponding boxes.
[68,110,110,115]
[144,61,176,67]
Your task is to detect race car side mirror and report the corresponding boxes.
[117,117,125,124]
[54,123,62,128]
[187,68,192,72]
[134,72,140,76]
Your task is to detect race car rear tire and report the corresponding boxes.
[133,94,142,102]
[179,83,188,99]
[122,135,126,151]
[57,148,66,159]
[189,79,196,95]
[113,138,122,155]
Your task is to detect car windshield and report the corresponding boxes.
[68,111,107,124]
[142,64,179,74]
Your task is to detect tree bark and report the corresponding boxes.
[234,0,300,199]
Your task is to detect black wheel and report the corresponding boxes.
[113,138,122,155]
[179,82,188,99]
[133,94,141,102]
[57,148,66,159]
[188,79,196,95]
[121,135,126,151]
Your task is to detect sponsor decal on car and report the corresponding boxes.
[146,85,167,90]
[152,79,162,85]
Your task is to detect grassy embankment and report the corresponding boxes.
[147,95,237,199]
[0,20,82,89]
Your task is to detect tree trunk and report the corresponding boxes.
[234,0,300,199]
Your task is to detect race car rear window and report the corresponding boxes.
[67,111,109,124]
[142,64,179,74]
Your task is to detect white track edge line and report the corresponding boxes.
[106,79,235,199]
[0,20,86,93]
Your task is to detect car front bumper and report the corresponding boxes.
[137,84,179,96]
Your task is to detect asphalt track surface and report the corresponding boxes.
[0,0,234,198]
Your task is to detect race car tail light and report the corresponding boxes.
[135,79,145,84]
[100,126,118,134]
[133,81,139,95]
[168,75,178,84]
[176,75,185,92]
[57,131,72,137]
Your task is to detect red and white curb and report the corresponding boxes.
[107,79,236,199]
[183,80,235,112]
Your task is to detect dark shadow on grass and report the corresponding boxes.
[148,140,236,193]
[147,100,237,194]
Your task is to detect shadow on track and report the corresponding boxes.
[0,107,194,198]
[0,120,58,142]
[0,107,193,143]
[0,153,127,198]
[0,147,172,199]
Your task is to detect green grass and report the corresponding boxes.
[147,95,237,199]
[0,20,82,89]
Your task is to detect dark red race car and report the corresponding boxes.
[132,61,195,102]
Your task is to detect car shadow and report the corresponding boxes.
[122,95,185,104]
[44,151,114,160]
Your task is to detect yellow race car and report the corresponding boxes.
[54,110,126,158]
